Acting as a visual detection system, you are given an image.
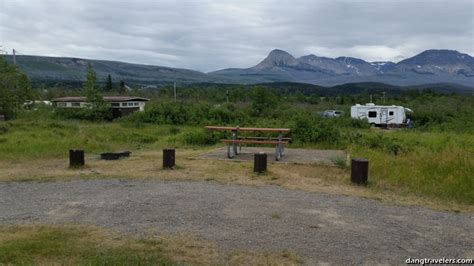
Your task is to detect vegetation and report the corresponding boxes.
[0,57,32,119]
[105,74,113,91]
[0,225,300,265]
[83,63,102,106]
[0,79,473,206]
[0,225,173,265]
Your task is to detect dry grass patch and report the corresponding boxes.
[0,149,471,212]
[0,224,302,265]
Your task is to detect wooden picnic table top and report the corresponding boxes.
[205,126,290,132]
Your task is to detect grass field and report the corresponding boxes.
[0,111,472,211]
[0,225,300,265]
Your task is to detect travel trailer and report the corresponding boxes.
[351,103,413,127]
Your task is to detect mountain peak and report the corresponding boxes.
[398,49,473,66]
[253,49,299,69]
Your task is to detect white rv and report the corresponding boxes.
[351,103,413,127]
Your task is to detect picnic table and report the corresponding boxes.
[205,126,291,161]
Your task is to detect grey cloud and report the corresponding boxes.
[1,0,473,72]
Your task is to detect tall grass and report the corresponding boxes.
[1,105,472,205]
[351,131,474,204]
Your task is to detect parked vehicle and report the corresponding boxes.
[351,103,413,127]
[320,110,343,117]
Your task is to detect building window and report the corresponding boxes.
[133,102,139,106]
[121,102,127,107]
[128,102,134,106]
[58,103,67,107]
[111,103,120,107]
[71,102,81,107]
[389,111,394,116]
[368,111,377,118]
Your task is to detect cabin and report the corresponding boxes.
[51,96,149,118]
[351,103,413,127]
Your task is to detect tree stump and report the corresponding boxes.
[163,148,175,169]
[351,158,368,185]
[254,152,267,173]
[69,149,85,167]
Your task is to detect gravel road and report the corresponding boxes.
[0,179,472,264]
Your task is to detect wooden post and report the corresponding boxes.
[351,158,368,185]
[163,148,175,169]
[254,152,267,173]
[69,149,84,167]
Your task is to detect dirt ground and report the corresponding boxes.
[194,146,347,164]
[1,179,472,265]
[0,148,471,212]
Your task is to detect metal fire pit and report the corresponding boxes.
[100,151,131,160]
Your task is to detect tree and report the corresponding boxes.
[0,56,32,119]
[105,74,113,92]
[250,86,278,116]
[84,63,102,106]
[118,80,126,94]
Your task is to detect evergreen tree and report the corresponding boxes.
[0,56,32,119]
[118,80,126,94]
[84,63,102,106]
[105,74,113,92]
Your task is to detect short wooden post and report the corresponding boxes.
[69,149,84,167]
[163,148,175,169]
[254,152,267,173]
[351,158,368,185]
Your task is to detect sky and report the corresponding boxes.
[0,0,473,72]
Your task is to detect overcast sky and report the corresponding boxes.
[1,0,473,72]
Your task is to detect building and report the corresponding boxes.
[51,96,149,117]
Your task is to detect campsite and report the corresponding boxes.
[1,0,474,264]
[1,66,473,263]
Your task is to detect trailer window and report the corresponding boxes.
[389,111,394,116]
[368,111,377,118]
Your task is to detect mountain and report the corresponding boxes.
[4,49,474,88]
[211,49,474,87]
[394,49,474,76]
[3,55,224,85]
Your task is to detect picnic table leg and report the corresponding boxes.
[232,130,239,155]
[227,143,234,158]
[278,132,284,157]
[275,144,281,161]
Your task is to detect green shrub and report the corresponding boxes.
[0,123,9,134]
[180,130,224,145]
[291,115,343,145]
[55,107,113,121]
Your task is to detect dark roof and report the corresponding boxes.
[51,96,149,102]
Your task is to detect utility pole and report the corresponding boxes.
[12,49,16,66]
[382,91,386,104]
[370,94,373,103]
[173,81,177,102]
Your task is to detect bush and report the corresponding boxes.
[55,107,113,121]
[291,115,343,145]
[124,101,250,126]
[180,130,225,145]
[0,123,9,134]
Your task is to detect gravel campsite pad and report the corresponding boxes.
[0,179,472,264]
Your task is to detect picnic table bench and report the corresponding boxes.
[205,126,291,161]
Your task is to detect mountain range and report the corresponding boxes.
[211,49,474,87]
[4,49,474,88]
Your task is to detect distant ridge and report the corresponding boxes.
[4,48,474,88]
[211,49,474,87]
